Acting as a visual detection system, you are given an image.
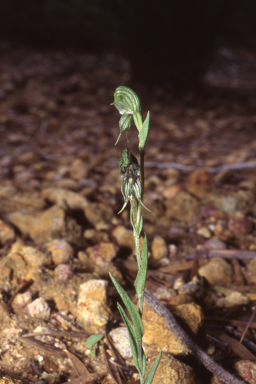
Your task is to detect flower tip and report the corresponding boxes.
[115,133,122,146]
[118,201,128,214]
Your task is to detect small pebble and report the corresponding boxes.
[70,158,88,180]
[86,242,117,268]
[163,184,181,200]
[203,238,227,250]
[234,360,256,383]
[77,279,111,333]
[0,219,15,244]
[109,327,132,358]
[244,257,256,284]
[199,257,233,285]
[47,239,74,265]
[216,291,249,308]
[151,236,168,260]
[228,215,253,235]
[54,264,73,282]
[26,297,51,321]
[168,244,178,259]
[196,227,211,239]
[12,291,32,309]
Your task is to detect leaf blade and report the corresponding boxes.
[144,352,162,384]
[117,303,140,373]
[138,112,150,150]
[109,273,144,339]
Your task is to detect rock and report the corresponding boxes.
[142,302,203,356]
[53,178,80,190]
[0,297,10,322]
[173,303,204,334]
[12,291,32,309]
[203,238,227,250]
[3,192,46,215]
[198,257,233,285]
[77,251,90,267]
[112,226,135,252]
[234,360,256,383]
[54,264,73,282]
[10,242,51,269]
[244,257,256,284]
[47,239,74,265]
[0,184,16,199]
[215,291,250,308]
[185,169,214,198]
[165,191,201,225]
[7,206,66,243]
[70,158,88,180]
[0,265,12,291]
[201,204,221,219]
[0,219,15,244]
[86,243,117,268]
[151,236,168,260]
[14,151,39,166]
[83,229,109,243]
[228,215,253,235]
[153,287,177,301]
[77,279,111,333]
[47,117,60,132]
[178,277,204,298]
[3,252,27,282]
[146,352,198,384]
[109,327,132,359]
[85,203,115,230]
[168,244,178,259]
[41,187,88,211]
[169,294,194,306]
[163,184,181,200]
[26,298,51,321]
[196,227,211,239]
[213,190,254,215]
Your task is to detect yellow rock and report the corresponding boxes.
[142,302,203,356]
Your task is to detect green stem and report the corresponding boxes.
[139,373,144,384]
[139,148,145,200]
[134,233,141,270]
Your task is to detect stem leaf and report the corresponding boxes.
[139,112,150,150]
[117,303,140,373]
[109,273,144,339]
[144,352,162,384]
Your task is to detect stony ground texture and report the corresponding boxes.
[1,42,256,384]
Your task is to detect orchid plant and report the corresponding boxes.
[109,86,161,384]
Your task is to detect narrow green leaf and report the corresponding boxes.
[139,112,150,150]
[133,111,143,130]
[144,351,162,384]
[86,334,104,348]
[109,274,144,339]
[117,303,140,373]
[135,234,148,313]
[142,353,147,377]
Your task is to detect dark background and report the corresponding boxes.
[0,0,256,87]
